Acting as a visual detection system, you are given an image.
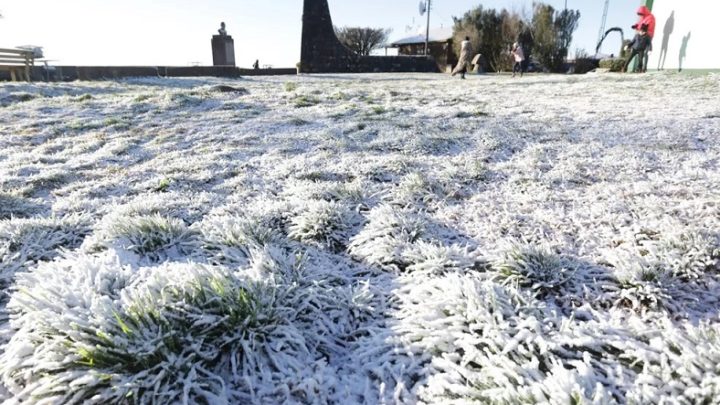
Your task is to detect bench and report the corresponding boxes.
[0,47,36,82]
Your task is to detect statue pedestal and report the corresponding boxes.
[212,35,236,66]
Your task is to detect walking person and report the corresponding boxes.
[452,37,473,79]
[623,25,652,73]
[511,42,525,77]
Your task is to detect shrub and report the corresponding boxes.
[599,58,625,72]
[573,58,599,74]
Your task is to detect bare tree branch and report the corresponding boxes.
[334,26,392,56]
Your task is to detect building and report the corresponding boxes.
[389,28,457,72]
[645,1,718,70]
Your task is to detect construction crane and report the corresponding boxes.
[597,0,610,49]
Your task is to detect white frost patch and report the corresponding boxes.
[0,72,719,403]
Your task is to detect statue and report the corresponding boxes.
[212,22,235,66]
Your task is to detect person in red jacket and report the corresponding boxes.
[632,6,656,72]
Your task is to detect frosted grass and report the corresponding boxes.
[0,72,719,403]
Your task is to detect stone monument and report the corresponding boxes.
[300,0,437,73]
[212,22,236,66]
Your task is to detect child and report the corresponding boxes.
[511,43,525,77]
[622,25,652,73]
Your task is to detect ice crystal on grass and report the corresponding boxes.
[0,193,44,219]
[89,214,200,263]
[602,234,720,315]
[108,192,219,224]
[199,215,283,266]
[0,215,92,290]
[626,320,720,404]
[493,243,576,298]
[348,204,427,271]
[283,179,376,208]
[403,241,486,277]
[2,73,720,403]
[391,172,451,207]
[293,95,320,108]
[655,231,720,281]
[21,169,73,196]
[0,257,276,404]
[289,201,359,251]
[392,274,626,404]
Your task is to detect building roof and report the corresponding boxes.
[389,27,453,47]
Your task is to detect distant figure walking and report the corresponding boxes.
[452,37,473,79]
[658,11,675,70]
[253,59,260,70]
[678,31,691,72]
[511,42,525,77]
[623,25,652,73]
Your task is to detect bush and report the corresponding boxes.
[573,58,599,74]
[599,58,626,72]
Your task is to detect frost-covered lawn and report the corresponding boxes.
[0,72,719,404]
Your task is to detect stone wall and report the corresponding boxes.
[2,66,297,82]
[300,0,438,73]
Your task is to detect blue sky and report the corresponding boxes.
[0,1,639,68]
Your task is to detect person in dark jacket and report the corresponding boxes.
[632,6,655,73]
[623,25,652,73]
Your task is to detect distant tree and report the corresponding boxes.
[532,4,580,72]
[555,8,581,63]
[451,2,577,73]
[334,26,392,56]
[452,6,530,72]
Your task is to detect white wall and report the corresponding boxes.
[650,1,720,70]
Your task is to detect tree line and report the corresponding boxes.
[453,3,580,73]
[334,2,580,73]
